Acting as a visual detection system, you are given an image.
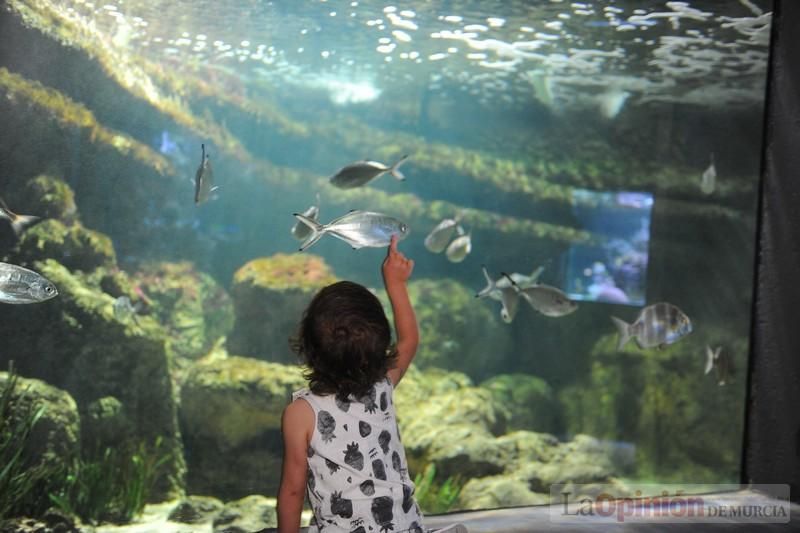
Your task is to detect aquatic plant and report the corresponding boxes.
[0,364,54,520]
[0,67,172,176]
[412,464,464,515]
[49,437,172,524]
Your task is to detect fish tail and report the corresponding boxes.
[529,265,545,284]
[475,265,495,298]
[294,213,325,251]
[704,345,715,375]
[389,155,409,181]
[10,214,40,236]
[611,316,632,351]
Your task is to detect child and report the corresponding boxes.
[277,236,466,533]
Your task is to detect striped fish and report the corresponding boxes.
[611,302,692,350]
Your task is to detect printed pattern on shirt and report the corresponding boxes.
[295,379,425,533]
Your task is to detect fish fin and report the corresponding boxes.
[10,214,40,236]
[529,265,545,284]
[500,288,518,323]
[500,272,519,291]
[476,265,495,298]
[294,213,325,251]
[389,154,409,181]
[704,345,715,375]
[611,316,632,351]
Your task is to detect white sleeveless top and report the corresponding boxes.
[294,378,425,533]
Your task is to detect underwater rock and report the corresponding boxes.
[0,370,81,471]
[83,395,129,450]
[131,261,234,367]
[377,278,514,381]
[8,219,115,272]
[16,174,80,224]
[212,495,277,533]
[0,259,185,499]
[559,330,746,482]
[167,495,224,525]
[456,476,549,510]
[179,356,305,499]
[227,254,337,363]
[395,367,509,478]
[481,373,560,434]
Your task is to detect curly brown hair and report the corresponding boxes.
[291,281,398,398]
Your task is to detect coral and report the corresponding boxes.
[9,219,116,272]
[227,254,337,362]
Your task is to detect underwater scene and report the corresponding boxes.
[0,0,772,530]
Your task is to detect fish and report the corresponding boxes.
[293,210,409,251]
[194,144,219,205]
[0,262,58,304]
[113,296,142,323]
[475,266,530,323]
[0,197,39,236]
[701,153,716,195]
[291,193,321,241]
[611,302,693,350]
[705,345,733,386]
[504,274,578,317]
[445,231,472,263]
[476,264,545,300]
[424,215,461,253]
[328,155,409,189]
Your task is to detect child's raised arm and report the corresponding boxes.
[383,235,418,386]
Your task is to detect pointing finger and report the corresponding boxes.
[388,234,398,254]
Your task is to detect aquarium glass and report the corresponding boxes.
[0,0,772,527]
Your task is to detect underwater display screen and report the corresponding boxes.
[0,0,774,530]
[565,189,653,306]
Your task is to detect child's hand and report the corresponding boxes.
[382,235,414,287]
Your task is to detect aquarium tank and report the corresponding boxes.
[0,0,772,530]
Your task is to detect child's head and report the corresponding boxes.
[292,280,398,398]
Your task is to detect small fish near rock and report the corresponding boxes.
[0,196,39,236]
[328,155,409,189]
[611,302,692,350]
[293,210,409,251]
[0,262,58,304]
[194,144,219,205]
[704,345,734,386]
[700,153,716,195]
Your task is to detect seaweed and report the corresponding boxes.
[412,464,464,515]
[49,436,172,524]
[0,362,54,520]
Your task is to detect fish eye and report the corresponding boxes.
[45,286,54,294]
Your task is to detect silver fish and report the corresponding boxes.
[424,216,461,253]
[113,296,137,322]
[512,280,578,317]
[291,193,321,241]
[0,262,58,304]
[704,345,733,386]
[329,155,408,189]
[701,153,716,195]
[445,231,471,263]
[0,196,39,236]
[611,302,692,350]
[475,266,532,323]
[293,210,409,251]
[194,144,219,205]
[476,264,544,300]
